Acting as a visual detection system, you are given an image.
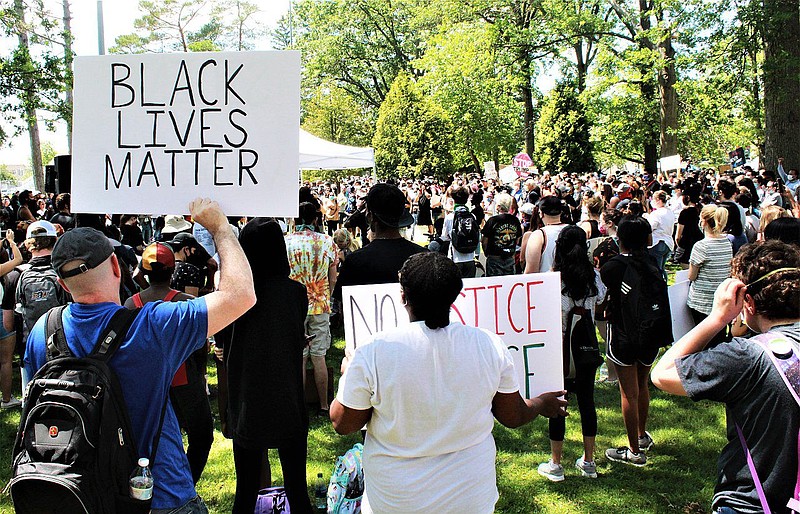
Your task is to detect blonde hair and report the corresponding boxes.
[760,205,788,235]
[584,195,604,216]
[700,205,728,236]
[653,190,669,204]
[333,228,359,252]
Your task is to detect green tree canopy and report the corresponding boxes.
[535,81,596,175]
[372,72,455,179]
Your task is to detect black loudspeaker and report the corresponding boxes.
[44,165,56,193]
[53,155,71,194]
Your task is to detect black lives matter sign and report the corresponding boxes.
[72,52,300,217]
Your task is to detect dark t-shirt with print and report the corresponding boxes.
[481,213,521,257]
[676,325,800,513]
[171,261,204,292]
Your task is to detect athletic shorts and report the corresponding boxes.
[304,313,331,358]
[0,323,14,340]
[606,325,658,367]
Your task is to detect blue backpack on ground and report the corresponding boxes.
[327,443,364,514]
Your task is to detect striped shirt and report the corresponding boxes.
[687,237,732,315]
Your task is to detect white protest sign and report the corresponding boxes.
[72,51,300,217]
[668,279,694,341]
[659,154,682,172]
[342,272,564,399]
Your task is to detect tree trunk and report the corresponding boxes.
[63,0,74,152]
[658,34,678,158]
[640,77,659,173]
[762,0,800,172]
[574,41,587,93]
[14,0,44,190]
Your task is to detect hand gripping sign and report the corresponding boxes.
[343,272,564,399]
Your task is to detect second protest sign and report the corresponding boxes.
[342,272,564,399]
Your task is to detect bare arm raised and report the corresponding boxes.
[188,198,256,338]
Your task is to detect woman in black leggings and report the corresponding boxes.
[537,225,606,482]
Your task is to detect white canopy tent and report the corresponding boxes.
[299,128,375,170]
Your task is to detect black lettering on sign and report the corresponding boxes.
[213,149,233,186]
[378,294,398,332]
[200,108,222,148]
[198,59,218,106]
[169,110,194,147]
[116,111,140,149]
[136,151,160,187]
[185,149,208,186]
[348,295,374,350]
[225,60,245,105]
[224,109,247,148]
[105,153,132,190]
[111,63,134,108]
[238,150,258,186]
[140,63,165,107]
[145,110,167,148]
[170,60,195,107]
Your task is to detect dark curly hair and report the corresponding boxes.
[553,225,598,301]
[399,252,462,329]
[732,241,800,320]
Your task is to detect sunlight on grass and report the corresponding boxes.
[0,322,726,513]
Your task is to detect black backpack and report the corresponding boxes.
[618,257,674,350]
[10,305,167,514]
[450,207,480,254]
[563,306,604,380]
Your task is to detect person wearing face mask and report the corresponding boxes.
[778,157,799,196]
[167,233,207,296]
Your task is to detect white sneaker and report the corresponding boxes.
[537,460,565,482]
[575,457,598,478]
[1,396,22,409]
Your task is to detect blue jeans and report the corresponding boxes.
[648,240,671,279]
[151,496,208,514]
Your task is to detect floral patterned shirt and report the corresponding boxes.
[285,229,337,315]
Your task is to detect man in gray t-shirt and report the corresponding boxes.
[651,241,800,514]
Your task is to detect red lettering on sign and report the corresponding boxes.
[508,283,525,333]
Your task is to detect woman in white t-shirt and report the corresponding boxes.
[331,252,567,514]
[645,190,675,279]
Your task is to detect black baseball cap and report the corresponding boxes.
[51,227,114,279]
[166,232,200,252]
[366,183,414,228]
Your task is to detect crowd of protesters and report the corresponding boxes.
[5,154,800,514]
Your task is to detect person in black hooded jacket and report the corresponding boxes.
[226,218,312,514]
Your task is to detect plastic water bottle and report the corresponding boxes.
[314,472,327,511]
[129,458,153,500]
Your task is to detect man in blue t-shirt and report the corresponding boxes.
[24,198,256,513]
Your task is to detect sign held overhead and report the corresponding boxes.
[72,51,301,217]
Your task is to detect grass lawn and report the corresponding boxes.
[0,334,725,514]
[0,264,724,513]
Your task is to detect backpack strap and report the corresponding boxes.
[539,228,547,257]
[163,289,180,302]
[91,307,141,361]
[44,305,71,361]
[131,293,144,308]
[739,332,800,513]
